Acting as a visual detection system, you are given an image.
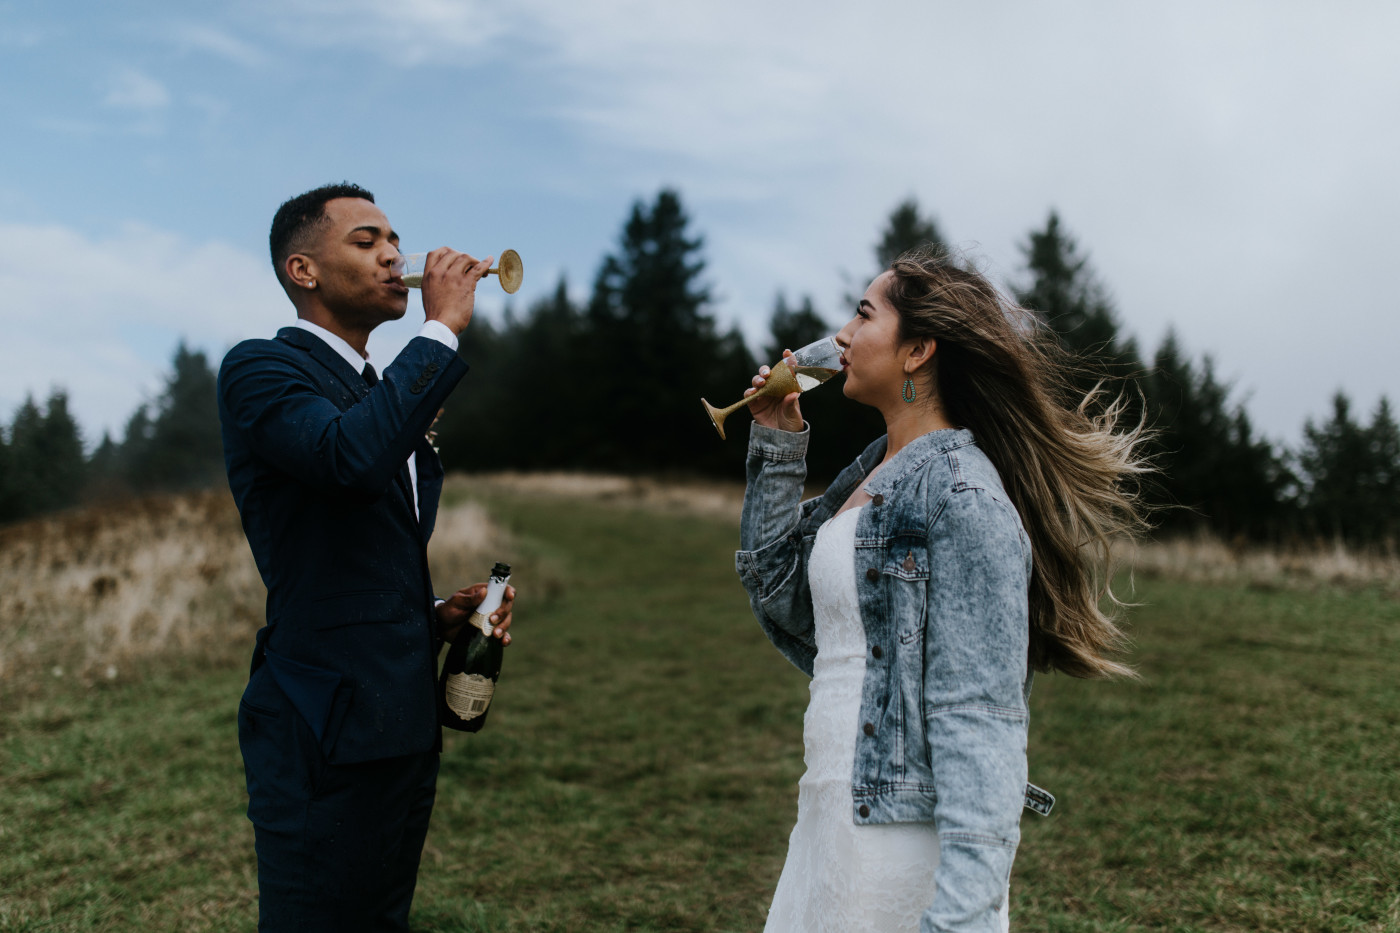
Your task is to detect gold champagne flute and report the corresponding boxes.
[702,336,845,439]
[392,249,524,294]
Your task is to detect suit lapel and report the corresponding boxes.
[278,326,420,523]
[276,326,368,401]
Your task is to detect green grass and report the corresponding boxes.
[2,490,1397,931]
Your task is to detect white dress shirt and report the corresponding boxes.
[292,318,458,521]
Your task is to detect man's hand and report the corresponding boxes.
[436,582,516,646]
[420,248,494,335]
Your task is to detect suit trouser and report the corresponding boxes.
[239,680,440,932]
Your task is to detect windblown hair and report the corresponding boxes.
[885,247,1152,679]
[268,181,375,293]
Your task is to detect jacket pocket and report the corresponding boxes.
[883,532,930,583]
[297,591,413,630]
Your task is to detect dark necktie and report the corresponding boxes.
[362,363,378,387]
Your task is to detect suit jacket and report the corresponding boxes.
[218,326,469,763]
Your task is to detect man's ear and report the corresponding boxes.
[904,337,937,375]
[285,253,318,290]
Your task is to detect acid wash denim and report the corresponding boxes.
[735,422,1054,933]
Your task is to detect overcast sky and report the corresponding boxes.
[2,0,1396,447]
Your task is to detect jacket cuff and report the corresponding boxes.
[748,421,810,461]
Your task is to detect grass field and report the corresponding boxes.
[1,479,1397,932]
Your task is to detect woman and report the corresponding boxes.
[736,248,1149,932]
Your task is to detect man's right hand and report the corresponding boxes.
[420,248,494,335]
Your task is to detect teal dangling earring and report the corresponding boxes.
[901,379,916,403]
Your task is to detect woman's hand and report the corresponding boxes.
[747,350,804,433]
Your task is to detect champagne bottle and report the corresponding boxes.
[439,562,510,733]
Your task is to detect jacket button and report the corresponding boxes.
[903,554,916,572]
[865,568,879,583]
[863,722,875,736]
[871,645,882,659]
[871,494,884,506]
[859,804,870,818]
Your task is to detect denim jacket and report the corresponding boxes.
[735,422,1053,933]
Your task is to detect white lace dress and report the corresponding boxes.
[764,507,1011,932]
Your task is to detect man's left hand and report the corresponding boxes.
[437,583,516,645]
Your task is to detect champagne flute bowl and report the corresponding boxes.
[392,249,524,294]
[701,336,844,440]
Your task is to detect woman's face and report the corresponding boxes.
[836,271,910,408]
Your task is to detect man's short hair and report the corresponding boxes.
[269,182,375,291]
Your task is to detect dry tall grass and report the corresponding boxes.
[1126,533,1400,594]
[4,472,1392,692]
[0,487,501,692]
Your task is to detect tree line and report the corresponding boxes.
[1,190,1395,547]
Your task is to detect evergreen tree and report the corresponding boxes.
[128,343,224,491]
[0,391,86,521]
[0,424,10,521]
[1297,393,1400,544]
[1367,397,1400,543]
[875,197,948,269]
[1014,210,1140,400]
[846,197,949,308]
[437,279,590,472]
[1145,333,1287,539]
[117,405,155,489]
[582,188,751,471]
[84,430,125,501]
[763,292,830,363]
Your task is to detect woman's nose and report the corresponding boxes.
[835,321,856,348]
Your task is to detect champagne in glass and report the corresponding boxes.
[702,336,844,439]
[392,249,524,293]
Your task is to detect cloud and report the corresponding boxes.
[254,0,511,66]
[103,67,171,111]
[165,23,267,68]
[0,222,286,442]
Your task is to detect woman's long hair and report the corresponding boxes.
[885,247,1151,679]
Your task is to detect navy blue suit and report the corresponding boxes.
[218,326,468,930]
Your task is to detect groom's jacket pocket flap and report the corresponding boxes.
[262,646,347,749]
[294,591,413,630]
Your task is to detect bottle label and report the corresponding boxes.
[469,610,494,637]
[444,672,494,720]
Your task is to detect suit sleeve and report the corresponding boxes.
[219,336,468,497]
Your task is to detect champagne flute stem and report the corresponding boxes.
[701,362,800,440]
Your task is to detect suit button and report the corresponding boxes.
[863,722,875,736]
[858,804,870,818]
[871,645,883,659]
[871,494,884,506]
[865,568,879,583]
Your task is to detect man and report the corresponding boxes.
[218,182,515,930]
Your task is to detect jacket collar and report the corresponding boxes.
[276,325,369,397]
[861,427,976,498]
